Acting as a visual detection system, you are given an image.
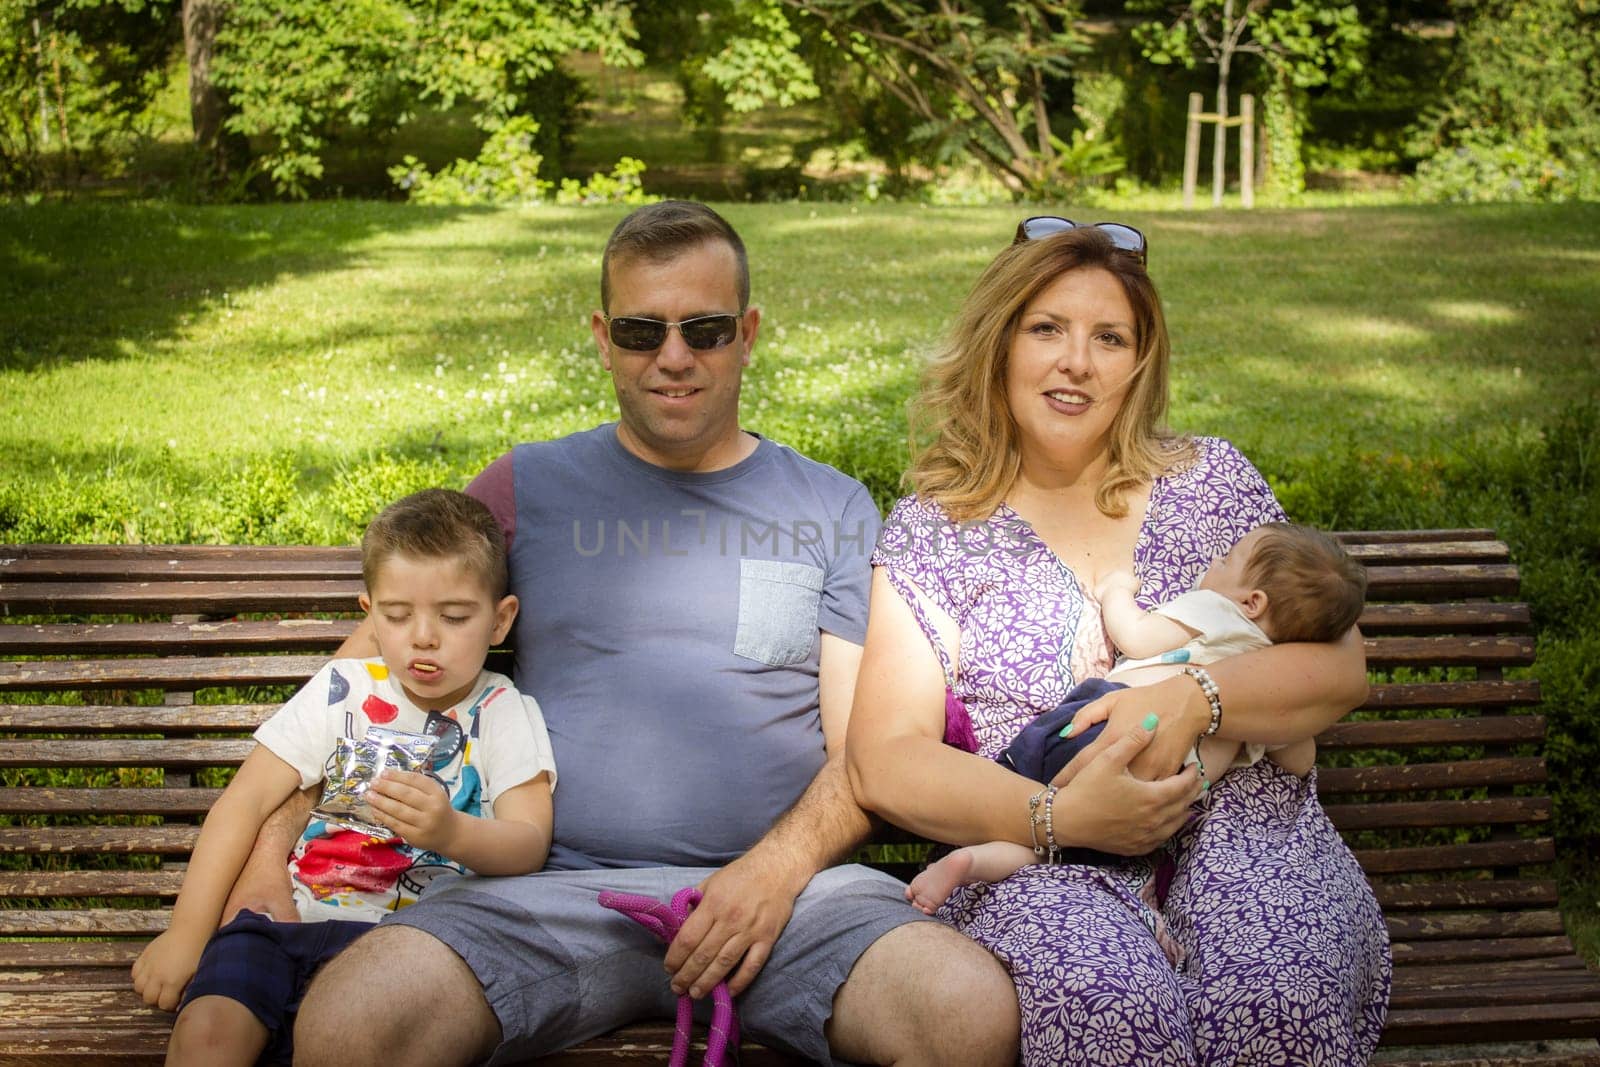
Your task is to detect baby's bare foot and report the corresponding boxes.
[906,848,978,915]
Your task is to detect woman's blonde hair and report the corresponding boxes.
[907,225,1191,520]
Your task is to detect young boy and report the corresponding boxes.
[907,521,1365,913]
[132,489,557,1065]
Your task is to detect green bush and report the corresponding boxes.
[1410,127,1599,204]
[391,118,551,206]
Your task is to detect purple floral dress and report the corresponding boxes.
[873,437,1391,1066]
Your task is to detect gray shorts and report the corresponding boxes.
[379,863,932,1065]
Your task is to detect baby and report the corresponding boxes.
[132,489,557,1065]
[908,521,1366,913]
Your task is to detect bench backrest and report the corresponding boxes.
[0,534,1552,1012]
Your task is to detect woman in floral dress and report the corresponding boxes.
[847,220,1390,1065]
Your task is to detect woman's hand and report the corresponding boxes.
[1055,677,1209,785]
[1052,724,1203,855]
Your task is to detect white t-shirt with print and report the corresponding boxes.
[253,657,556,923]
[1107,589,1272,767]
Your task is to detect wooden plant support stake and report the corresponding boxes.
[1182,92,1257,210]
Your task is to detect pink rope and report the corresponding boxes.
[597,887,740,1067]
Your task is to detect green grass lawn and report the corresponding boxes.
[4,199,1596,529]
[3,199,1599,958]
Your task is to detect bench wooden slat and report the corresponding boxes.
[1374,879,1560,911]
[1393,955,1591,984]
[0,968,143,990]
[1362,680,1541,711]
[1386,910,1567,941]
[0,826,199,854]
[1319,756,1549,795]
[1342,540,1510,564]
[1364,634,1535,669]
[1359,601,1531,634]
[0,871,184,898]
[1320,714,1544,749]
[0,705,274,733]
[1382,999,1600,1045]
[0,910,170,937]
[2,544,355,562]
[0,580,362,615]
[0,739,256,768]
[1392,936,1583,965]
[0,787,224,815]
[1390,971,1600,1009]
[1363,563,1519,599]
[1317,757,1547,794]
[1335,529,1499,544]
[0,620,354,656]
[0,558,361,582]
[1356,838,1556,875]
[0,656,326,692]
[0,650,515,692]
[0,943,147,967]
[1373,1057,1600,1067]
[1326,796,1549,832]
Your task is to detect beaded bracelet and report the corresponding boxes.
[1183,665,1223,736]
[1027,785,1059,861]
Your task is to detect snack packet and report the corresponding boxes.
[313,727,440,838]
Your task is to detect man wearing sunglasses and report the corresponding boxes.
[273,201,1018,1067]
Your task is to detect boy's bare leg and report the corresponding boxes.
[828,921,1018,1067]
[907,840,1036,915]
[168,996,269,1067]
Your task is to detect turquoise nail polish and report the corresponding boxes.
[1059,721,1075,738]
[1202,780,1211,793]
[1141,713,1159,730]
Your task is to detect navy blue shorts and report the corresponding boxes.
[997,677,1126,865]
[180,910,372,1063]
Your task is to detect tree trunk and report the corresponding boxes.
[1213,54,1229,207]
[182,0,242,177]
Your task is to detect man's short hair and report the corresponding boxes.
[600,200,749,313]
[361,488,508,596]
[1245,522,1368,643]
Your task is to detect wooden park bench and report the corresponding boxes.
[3,532,1599,1065]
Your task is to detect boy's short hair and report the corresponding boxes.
[1244,522,1368,644]
[361,489,508,596]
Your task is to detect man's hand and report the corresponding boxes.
[220,786,317,925]
[663,848,805,999]
[366,769,457,854]
[131,926,209,1012]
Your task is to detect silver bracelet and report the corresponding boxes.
[1183,666,1223,736]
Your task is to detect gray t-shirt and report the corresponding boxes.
[468,425,880,870]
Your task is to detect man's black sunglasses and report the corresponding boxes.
[1014,216,1147,265]
[604,313,741,352]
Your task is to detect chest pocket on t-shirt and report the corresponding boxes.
[734,559,823,666]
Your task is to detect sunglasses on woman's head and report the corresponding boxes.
[604,313,741,352]
[1014,216,1148,266]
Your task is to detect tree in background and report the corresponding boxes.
[1134,0,1365,199]
[1408,0,1600,202]
[210,0,641,197]
[770,0,1097,198]
[0,0,180,192]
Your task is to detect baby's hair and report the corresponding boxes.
[1244,522,1367,643]
[361,489,508,596]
